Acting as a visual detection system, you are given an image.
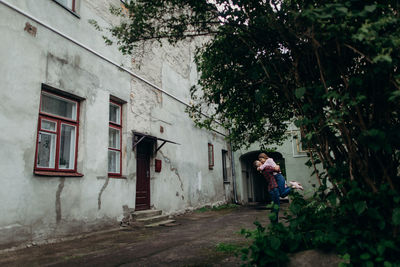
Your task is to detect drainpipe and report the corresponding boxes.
[229,132,238,204]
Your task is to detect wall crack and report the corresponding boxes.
[98,177,110,210]
[55,178,65,224]
[159,151,184,192]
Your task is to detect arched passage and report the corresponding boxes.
[239,151,285,203]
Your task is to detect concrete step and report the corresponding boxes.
[145,219,176,228]
[136,214,170,224]
[132,209,162,219]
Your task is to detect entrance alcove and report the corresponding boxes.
[239,151,285,204]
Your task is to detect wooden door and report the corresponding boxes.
[135,142,151,210]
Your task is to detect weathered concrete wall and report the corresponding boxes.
[0,0,231,248]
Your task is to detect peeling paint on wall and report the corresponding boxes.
[55,178,65,224]
[197,171,202,191]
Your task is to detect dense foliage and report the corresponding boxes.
[105,0,400,265]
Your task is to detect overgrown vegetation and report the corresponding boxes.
[104,0,400,265]
[241,191,400,266]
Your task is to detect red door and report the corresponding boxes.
[135,142,151,210]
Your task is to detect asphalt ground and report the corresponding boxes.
[0,205,273,267]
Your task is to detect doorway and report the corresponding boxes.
[240,151,285,204]
[135,140,153,211]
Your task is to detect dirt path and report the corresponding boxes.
[0,206,273,266]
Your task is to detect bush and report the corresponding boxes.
[241,186,400,266]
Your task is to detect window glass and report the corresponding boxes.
[208,143,214,169]
[37,132,56,168]
[108,150,120,173]
[222,150,228,182]
[41,119,57,132]
[109,103,121,124]
[55,0,74,10]
[109,128,120,149]
[59,124,76,169]
[41,93,77,120]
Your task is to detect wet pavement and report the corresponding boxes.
[0,205,274,266]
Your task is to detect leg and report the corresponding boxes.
[268,188,280,223]
[289,181,304,190]
[275,173,291,197]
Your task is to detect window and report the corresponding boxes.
[55,0,76,12]
[222,150,228,182]
[35,90,80,175]
[292,130,309,153]
[108,101,122,176]
[208,143,214,170]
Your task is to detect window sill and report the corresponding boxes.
[34,171,84,177]
[109,175,127,179]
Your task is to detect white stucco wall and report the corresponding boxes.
[0,0,232,248]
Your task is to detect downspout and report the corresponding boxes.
[229,131,238,204]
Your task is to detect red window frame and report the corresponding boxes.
[55,0,76,12]
[208,143,214,170]
[34,90,80,175]
[108,101,122,177]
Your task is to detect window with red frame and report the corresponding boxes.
[108,101,122,176]
[35,91,79,173]
[54,0,76,12]
[208,143,214,170]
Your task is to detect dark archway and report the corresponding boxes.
[240,150,286,203]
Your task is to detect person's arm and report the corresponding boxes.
[258,160,269,170]
[263,166,278,173]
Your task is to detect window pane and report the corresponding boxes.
[41,93,77,120]
[109,127,120,149]
[108,150,120,173]
[208,144,214,166]
[222,151,227,181]
[59,124,76,170]
[55,0,74,9]
[109,103,121,124]
[37,132,56,168]
[41,119,57,132]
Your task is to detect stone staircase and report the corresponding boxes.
[131,210,175,228]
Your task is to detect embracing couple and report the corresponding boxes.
[253,153,303,223]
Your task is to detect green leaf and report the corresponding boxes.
[360,253,370,260]
[295,87,306,99]
[354,201,367,215]
[336,7,348,14]
[270,236,281,249]
[373,54,392,63]
[327,193,337,206]
[392,208,400,225]
[364,5,376,13]
[377,244,385,255]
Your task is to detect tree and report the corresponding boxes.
[105,0,400,265]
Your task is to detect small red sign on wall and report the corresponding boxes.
[155,159,162,172]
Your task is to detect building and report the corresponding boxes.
[0,0,316,248]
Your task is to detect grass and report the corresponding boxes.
[215,243,242,254]
[194,204,240,213]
